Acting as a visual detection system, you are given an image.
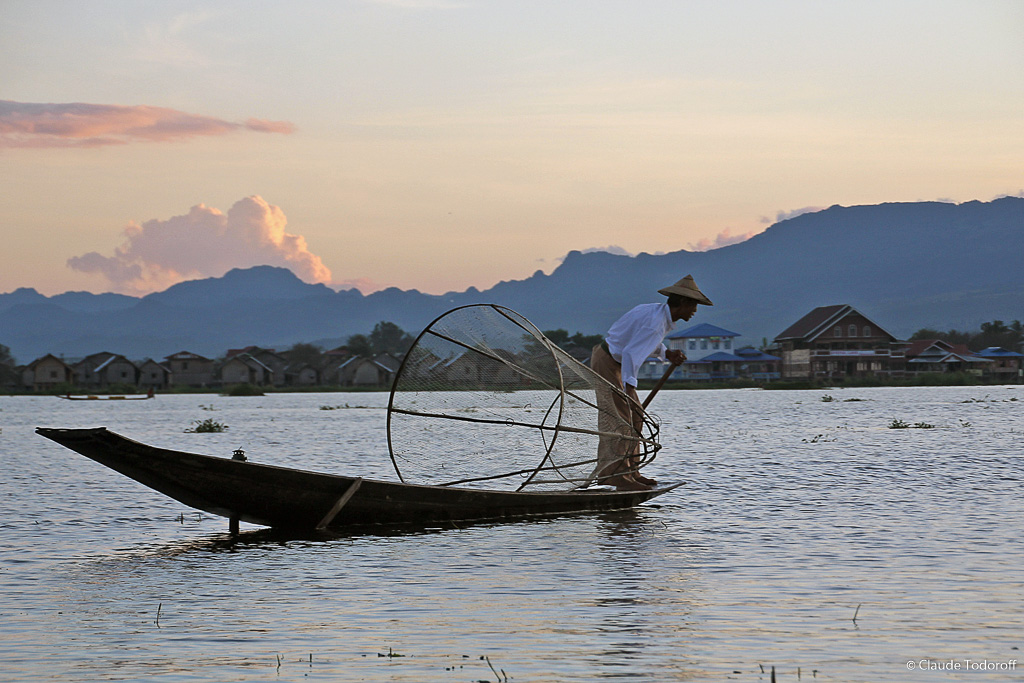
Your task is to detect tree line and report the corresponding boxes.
[0,343,15,385]
[4,319,1018,385]
[280,325,602,369]
[324,324,600,365]
[909,320,1023,352]
[0,321,604,387]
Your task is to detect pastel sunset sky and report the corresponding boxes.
[2,1,1022,296]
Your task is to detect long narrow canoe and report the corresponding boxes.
[37,427,680,531]
[57,395,154,401]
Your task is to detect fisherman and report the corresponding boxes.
[590,274,713,490]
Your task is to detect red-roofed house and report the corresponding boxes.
[772,304,905,379]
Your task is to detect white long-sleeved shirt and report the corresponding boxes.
[604,302,674,388]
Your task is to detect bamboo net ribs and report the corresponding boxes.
[386,304,661,491]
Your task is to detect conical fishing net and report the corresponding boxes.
[386,304,661,491]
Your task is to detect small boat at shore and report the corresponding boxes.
[58,388,155,401]
[57,395,154,401]
[36,427,681,531]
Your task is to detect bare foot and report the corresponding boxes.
[604,475,652,491]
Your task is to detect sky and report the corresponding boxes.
[2,0,1022,297]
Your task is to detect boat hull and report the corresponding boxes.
[36,427,680,530]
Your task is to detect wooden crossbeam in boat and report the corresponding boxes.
[316,478,363,529]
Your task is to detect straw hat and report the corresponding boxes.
[658,274,713,306]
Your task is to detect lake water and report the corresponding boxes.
[1,386,1022,681]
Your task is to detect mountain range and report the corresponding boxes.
[2,197,1022,364]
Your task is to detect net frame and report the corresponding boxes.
[386,304,662,491]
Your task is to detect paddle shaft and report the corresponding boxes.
[642,363,677,409]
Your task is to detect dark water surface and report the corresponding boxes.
[1,387,1022,681]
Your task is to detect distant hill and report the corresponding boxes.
[2,197,1022,364]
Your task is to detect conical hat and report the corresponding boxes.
[658,274,713,306]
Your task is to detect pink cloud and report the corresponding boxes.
[0,100,294,148]
[243,118,296,134]
[760,206,825,224]
[67,196,331,295]
[687,227,760,252]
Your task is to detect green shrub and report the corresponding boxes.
[223,383,264,396]
[185,418,229,433]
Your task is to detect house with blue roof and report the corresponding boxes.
[975,347,1023,381]
[637,323,780,382]
[665,323,741,360]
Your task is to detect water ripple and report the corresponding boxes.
[1,387,1022,681]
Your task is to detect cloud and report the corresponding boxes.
[364,0,470,8]
[760,206,825,225]
[0,100,294,148]
[687,227,759,252]
[577,245,635,257]
[67,196,331,295]
[332,276,392,294]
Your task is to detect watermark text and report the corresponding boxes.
[907,659,1017,672]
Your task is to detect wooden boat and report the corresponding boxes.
[58,389,155,401]
[57,395,154,401]
[36,427,681,531]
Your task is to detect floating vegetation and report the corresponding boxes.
[223,383,264,397]
[185,418,229,433]
[319,403,376,410]
[802,433,837,443]
[822,394,866,403]
[962,395,1018,403]
[889,418,938,430]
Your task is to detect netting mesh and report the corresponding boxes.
[386,304,661,491]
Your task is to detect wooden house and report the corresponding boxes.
[436,351,480,384]
[771,304,905,379]
[22,354,73,391]
[904,340,993,376]
[251,349,287,386]
[226,347,287,386]
[342,356,399,387]
[285,362,320,387]
[73,352,137,388]
[321,356,356,386]
[138,359,171,390]
[221,353,273,386]
[733,347,781,380]
[426,349,522,387]
[164,351,215,387]
[975,347,1023,381]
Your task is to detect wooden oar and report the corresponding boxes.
[642,363,677,409]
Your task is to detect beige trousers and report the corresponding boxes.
[590,344,644,480]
